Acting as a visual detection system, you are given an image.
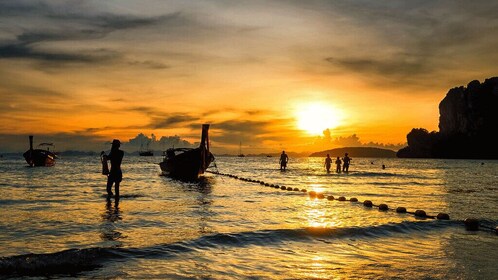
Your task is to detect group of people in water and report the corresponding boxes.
[324,153,351,173]
[279,150,352,173]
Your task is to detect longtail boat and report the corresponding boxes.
[159,124,214,180]
[23,136,58,167]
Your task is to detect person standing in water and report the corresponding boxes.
[279,151,289,171]
[342,153,351,172]
[335,156,342,173]
[324,154,332,172]
[103,139,124,200]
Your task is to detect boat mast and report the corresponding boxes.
[200,124,210,171]
[29,135,34,152]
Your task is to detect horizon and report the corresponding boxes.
[1,1,497,154]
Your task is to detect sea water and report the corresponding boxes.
[0,155,497,279]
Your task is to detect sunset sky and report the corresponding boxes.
[1,0,497,153]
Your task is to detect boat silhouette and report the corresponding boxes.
[159,124,214,180]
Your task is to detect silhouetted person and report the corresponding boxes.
[382,164,386,169]
[324,154,332,172]
[335,157,342,173]
[104,139,124,200]
[342,153,351,172]
[280,151,288,171]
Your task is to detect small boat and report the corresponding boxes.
[237,142,245,157]
[159,124,214,180]
[23,136,58,167]
[139,140,154,156]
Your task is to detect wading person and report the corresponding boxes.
[279,150,289,171]
[103,139,124,200]
[324,154,332,172]
[335,156,342,173]
[342,153,351,172]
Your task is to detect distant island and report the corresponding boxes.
[397,77,498,159]
[309,147,396,158]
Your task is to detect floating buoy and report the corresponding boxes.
[301,189,307,193]
[464,218,479,231]
[338,196,346,201]
[317,193,325,199]
[280,186,286,190]
[436,213,450,220]
[286,187,293,191]
[274,185,280,189]
[350,197,358,202]
[363,200,373,207]
[293,188,300,191]
[396,207,407,213]
[414,210,427,218]
[260,182,265,185]
[270,184,275,187]
[309,191,317,198]
[265,183,270,186]
[327,195,334,201]
[378,204,389,211]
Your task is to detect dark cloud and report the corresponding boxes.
[150,115,201,129]
[0,1,187,68]
[325,56,427,79]
[0,43,120,63]
[128,60,169,70]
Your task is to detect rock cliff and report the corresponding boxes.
[397,77,498,159]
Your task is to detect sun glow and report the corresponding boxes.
[297,103,343,135]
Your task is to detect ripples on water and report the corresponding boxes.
[0,155,497,279]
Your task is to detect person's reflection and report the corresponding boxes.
[100,199,123,244]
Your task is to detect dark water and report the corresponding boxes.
[0,155,497,279]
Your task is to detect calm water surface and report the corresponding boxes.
[0,155,497,279]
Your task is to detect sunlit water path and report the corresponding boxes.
[0,156,497,279]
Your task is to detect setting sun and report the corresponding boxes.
[297,103,343,135]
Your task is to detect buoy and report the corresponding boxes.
[363,200,373,207]
[286,187,293,191]
[260,182,265,185]
[350,197,358,202]
[265,183,270,186]
[464,218,479,231]
[327,195,334,201]
[317,193,325,199]
[436,213,450,220]
[309,191,317,198]
[301,189,307,193]
[414,210,427,218]
[338,196,346,201]
[293,188,300,191]
[270,184,275,187]
[274,185,280,189]
[280,186,286,190]
[396,207,407,213]
[378,204,388,211]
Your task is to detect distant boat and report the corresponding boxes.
[237,142,245,157]
[139,140,154,156]
[159,124,214,180]
[23,136,58,167]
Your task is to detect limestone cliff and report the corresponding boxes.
[397,77,498,159]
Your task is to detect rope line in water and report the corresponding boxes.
[206,171,497,235]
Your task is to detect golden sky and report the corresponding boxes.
[1,1,497,153]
